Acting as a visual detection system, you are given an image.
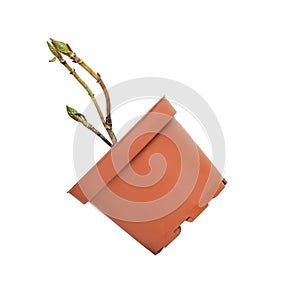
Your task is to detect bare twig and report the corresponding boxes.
[66,106,112,147]
[49,39,117,145]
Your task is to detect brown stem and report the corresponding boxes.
[88,125,112,147]
[71,56,117,144]
[67,106,112,147]
[58,58,117,144]
[48,39,117,145]
[64,62,106,124]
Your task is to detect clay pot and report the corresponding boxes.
[69,97,226,254]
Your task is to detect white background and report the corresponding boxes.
[1,1,299,297]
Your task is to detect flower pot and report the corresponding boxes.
[68,97,226,254]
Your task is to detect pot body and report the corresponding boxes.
[69,98,226,254]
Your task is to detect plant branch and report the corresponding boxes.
[49,39,117,145]
[47,40,117,145]
[74,60,112,125]
[66,106,112,147]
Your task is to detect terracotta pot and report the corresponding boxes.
[69,97,226,254]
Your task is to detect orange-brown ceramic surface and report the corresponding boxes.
[69,98,226,254]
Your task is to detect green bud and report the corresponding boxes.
[51,38,72,55]
[66,105,78,116]
[66,105,80,122]
[47,41,61,58]
[66,105,89,125]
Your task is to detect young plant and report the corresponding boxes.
[47,38,117,146]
